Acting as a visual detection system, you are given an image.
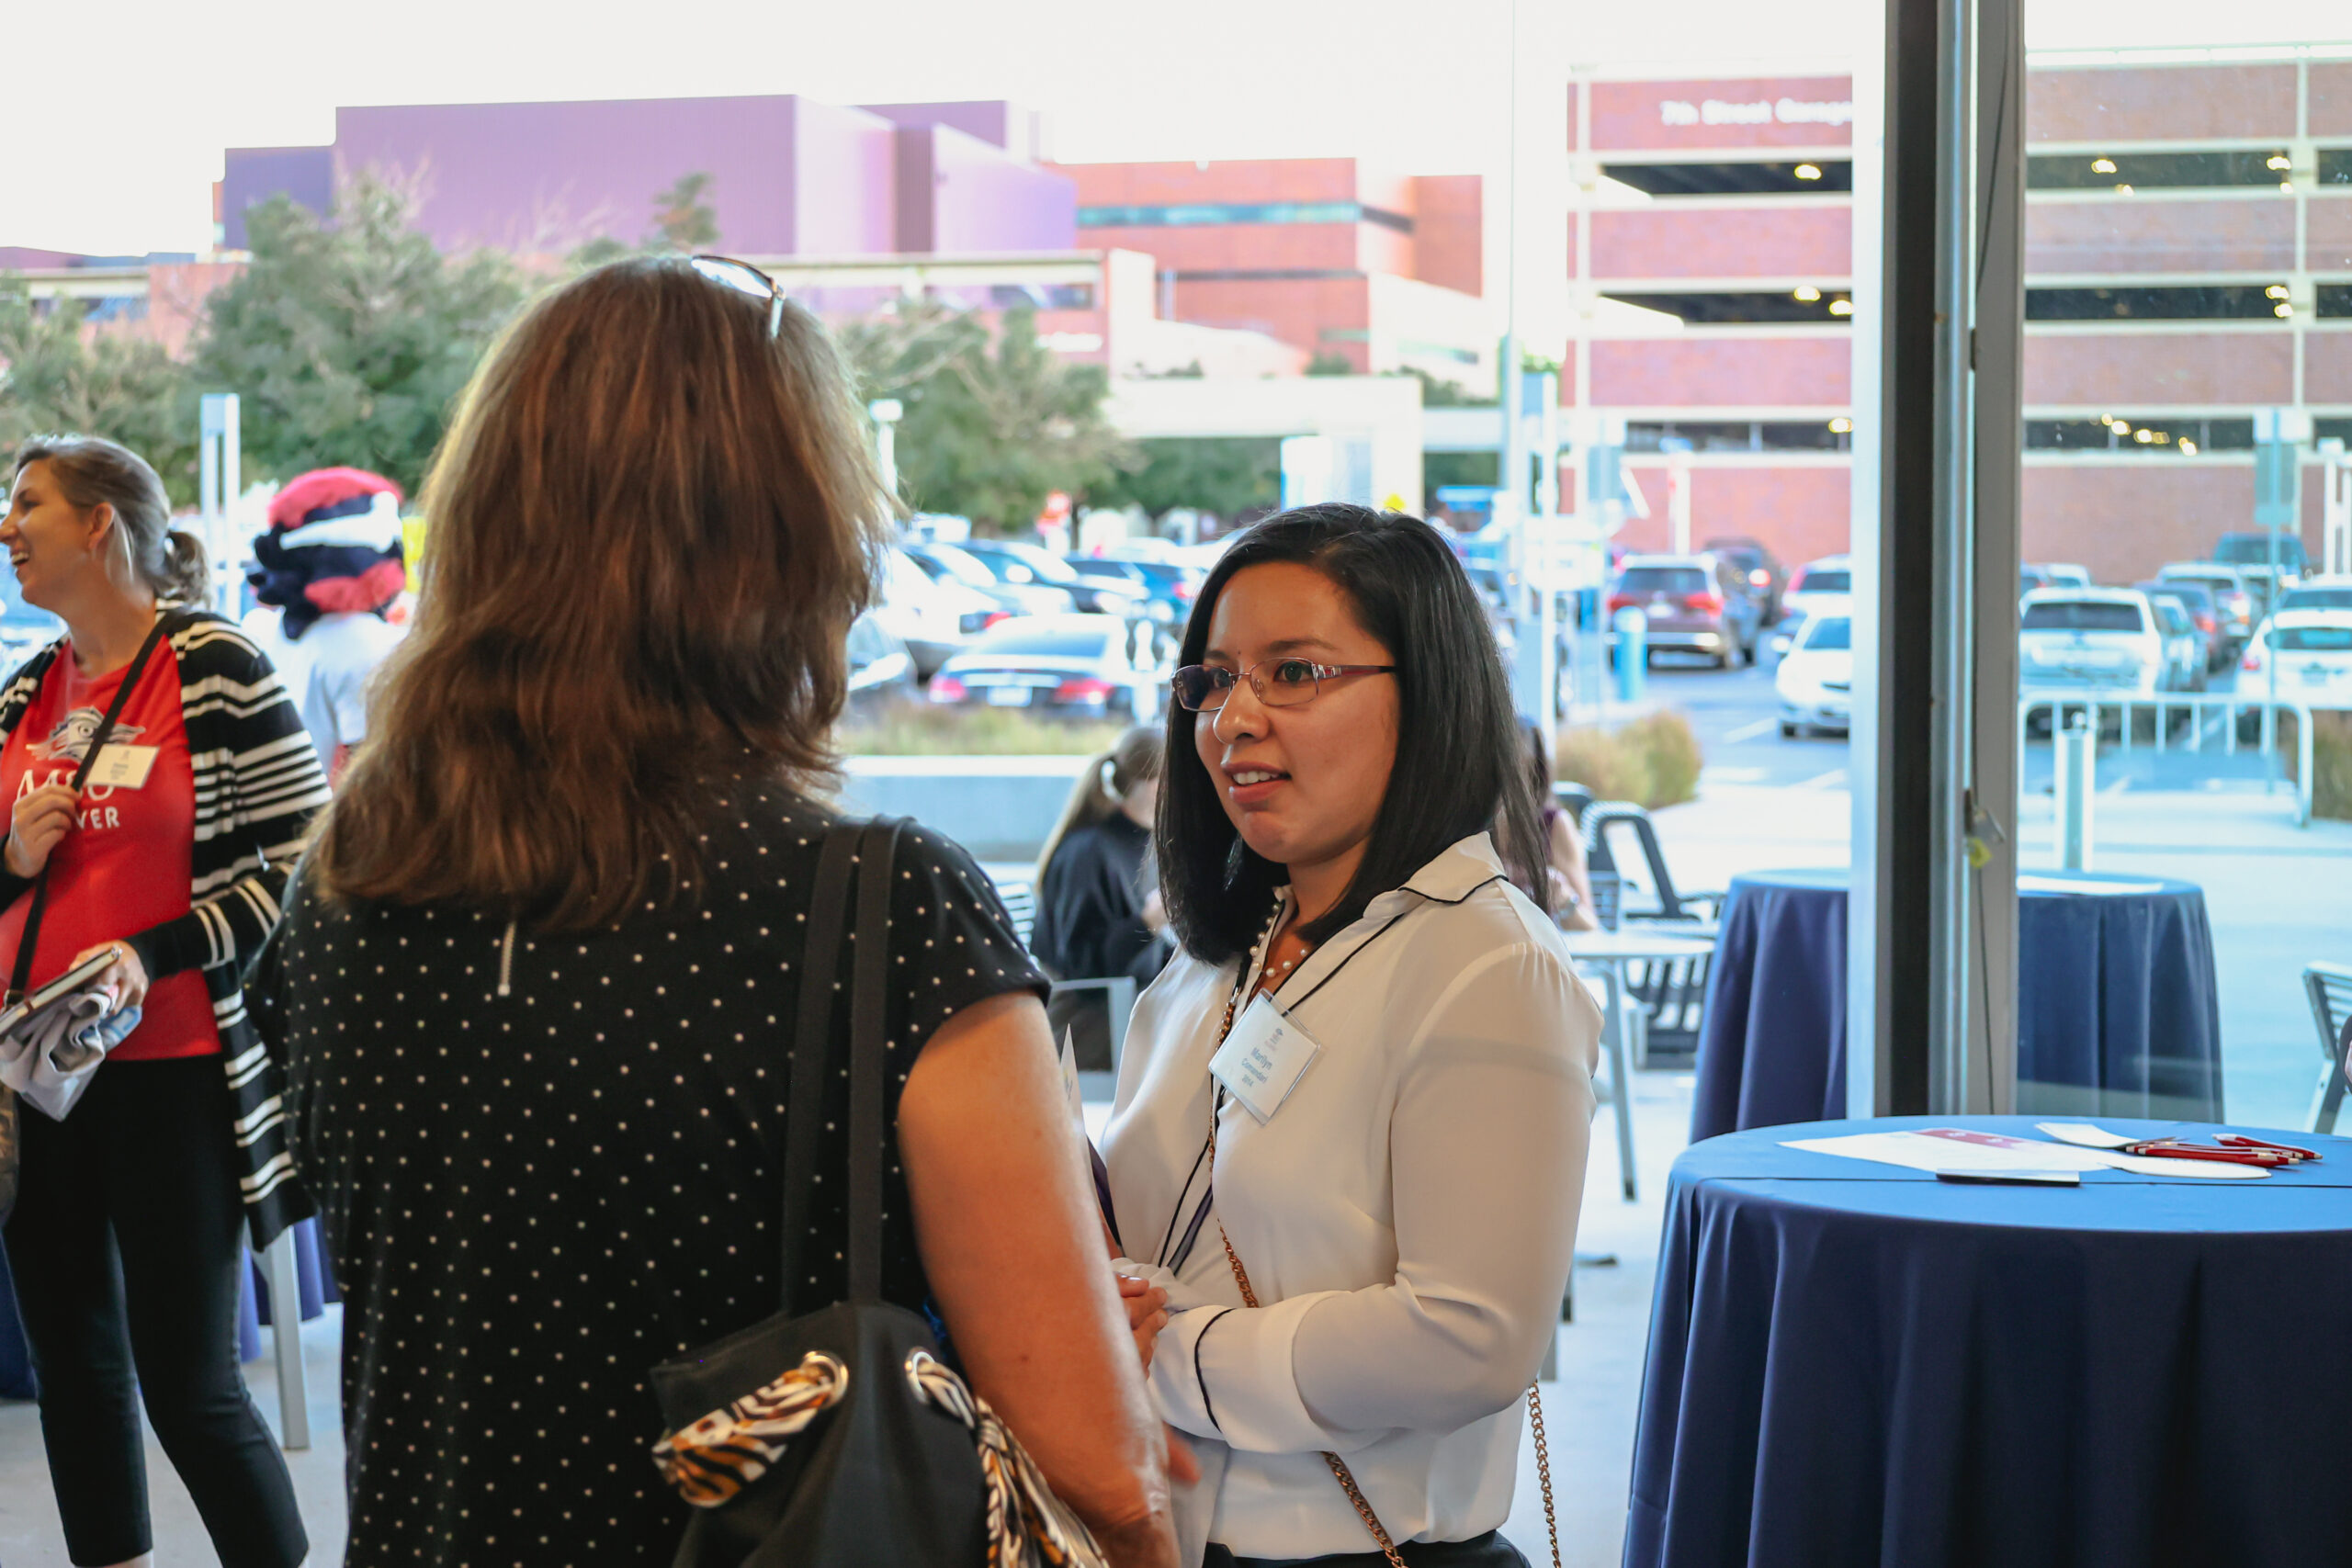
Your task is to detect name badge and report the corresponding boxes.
[1209,994,1323,1124]
[86,745,159,791]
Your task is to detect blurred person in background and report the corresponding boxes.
[1032,725,1172,986]
[1102,505,1602,1567]
[1,434,325,1568]
[243,467,407,783]
[1520,723,1597,932]
[281,257,1180,1568]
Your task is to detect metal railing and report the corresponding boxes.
[2017,692,2316,826]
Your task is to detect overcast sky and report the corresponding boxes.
[7,0,2346,256]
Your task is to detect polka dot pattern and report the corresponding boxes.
[281,789,1046,1564]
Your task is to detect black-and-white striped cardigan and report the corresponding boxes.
[0,609,333,1248]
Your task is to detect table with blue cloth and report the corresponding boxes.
[1627,1116,2352,1568]
[0,1218,334,1402]
[1690,868,2223,1142]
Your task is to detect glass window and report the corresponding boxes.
[967,627,1111,659]
[1793,568,1852,592]
[1617,567,1709,596]
[1600,160,1855,195]
[1804,616,1853,651]
[2275,626,2352,653]
[2027,286,2286,321]
[2279,588,2352,612]
[2027,150,2290,189]
[2020,601,2144,633]
[1602,290,1853,325]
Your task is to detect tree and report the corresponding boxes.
[846,303,1131,533]
[649,174,720,252]
[1088,437,1280,521]
[192,175,526,492]
[0,281,198,503]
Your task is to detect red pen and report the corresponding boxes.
[2123,1142,2291,1167]
[2215,1134,2321,1162]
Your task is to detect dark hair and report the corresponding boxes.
[317,256,888,930]
[12,434,209,604]
[1157,503,1548,964]
[1035,725,1162,883]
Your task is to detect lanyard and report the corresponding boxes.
[1153,897,1419,1273]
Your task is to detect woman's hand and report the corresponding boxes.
[6,782,78,878]
[1117,1273,1170,1370]
[69,941,149,1013]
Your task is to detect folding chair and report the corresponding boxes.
[1581,802,1723,1063]
[2305,962,2352,1134]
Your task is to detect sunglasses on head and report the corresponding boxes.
[688,254,786,338]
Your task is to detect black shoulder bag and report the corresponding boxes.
[648,816,1110,1568]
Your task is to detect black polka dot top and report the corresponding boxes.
[282,786,1046,1566]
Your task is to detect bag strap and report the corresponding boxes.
[7,615,172,1006]
[777,820,865,1315]
[1215,1230,1561,1568]
[845,816,904,1304]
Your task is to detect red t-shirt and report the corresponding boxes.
[0,643,220,1061]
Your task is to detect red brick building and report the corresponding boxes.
[1055,159,1493,383]
[1577,50,2351,581]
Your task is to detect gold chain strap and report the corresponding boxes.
[1205,908,1563,1568]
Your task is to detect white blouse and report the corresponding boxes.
[1102,832,1603,1562]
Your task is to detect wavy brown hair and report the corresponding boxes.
[315,257,887,929]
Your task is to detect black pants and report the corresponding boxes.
[1205,1529,1531,1568]
[2,1055,307,1567]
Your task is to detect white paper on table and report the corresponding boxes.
[2017,874,2170,896]
[1783,1126,2267,1179]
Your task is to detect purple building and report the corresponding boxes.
[219,96,1076,258]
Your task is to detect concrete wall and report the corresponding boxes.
[835,756,1091,861]
[219,147,334,251]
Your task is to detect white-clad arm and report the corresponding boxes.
[1149,942,1600,1454]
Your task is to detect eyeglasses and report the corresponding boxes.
[1170,659,1396,712]
[688,254,786,338]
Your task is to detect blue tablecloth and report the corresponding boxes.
[1688,869,1849,1142]
[0,1217,334,1401]
[1628,1116,2352,1568]
[1690,868,2224,1141]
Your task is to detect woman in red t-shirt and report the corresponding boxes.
[0,436,308,1568]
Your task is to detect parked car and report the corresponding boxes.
[870,547,1003,677]
[2215,531,2307,619]
[1766,608,1810,663]
[1702,536,1788,623]
[907,540,1073,618]
[2135,579,2223,672]
[2018,588,2170,704]
[1084,552,1205,624]
[926,615,1162,722]
[1607,553,1762,668]
[2237,610,2352,710]
[2156,561,2256,649]
[1783,555,1853,623]
[1774,609,1853,736]
[961,540,1149,617]
[2020,565,2054,596]
[2277,574,2352,615]
[843,612,918,716]
[2043,562,2093,589]
[1065,556,1184,626]
[2147,595,2207,691]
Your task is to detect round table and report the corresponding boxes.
[1628,1116,2352,1568]
[1687,868,1847,1143]
[1564,927,1721,1201]
[1690,868,2224,1142]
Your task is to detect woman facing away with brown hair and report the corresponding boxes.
[281,257,1181,1566]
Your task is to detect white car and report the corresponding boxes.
[2044,563,2093,589]
[2238,610,2352,709]
[1774,608,1853,736]
[1782,555,1853,623]
[868,547,1001,677]
[2019,588,2166,700]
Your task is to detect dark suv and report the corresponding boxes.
[1702,536,1788,624]
[1607,553,1763,668]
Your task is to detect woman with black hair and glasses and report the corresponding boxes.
[1100,504,1603,1568]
